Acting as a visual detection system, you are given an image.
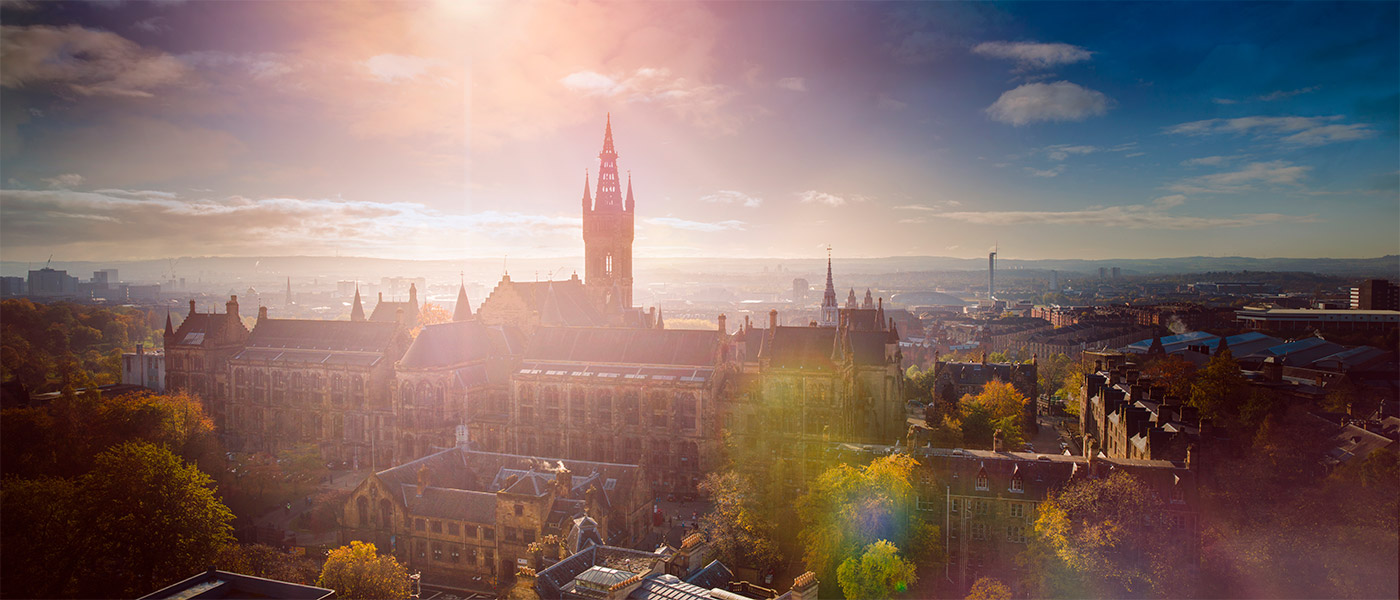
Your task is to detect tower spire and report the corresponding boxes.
[453,281,472,321]
[582,169,592,212]
[625,170,634,212]
[593,114,622,210]
[821,246,838,326]
[350,285,365,322]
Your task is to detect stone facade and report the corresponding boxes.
[340,446,650,585]
[164,297,250,429]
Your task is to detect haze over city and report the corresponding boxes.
[2,1,1396,264]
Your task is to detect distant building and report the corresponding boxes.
[1236,307,1400,334]
[929,354,1038,433]
[121,343,166,392]
[367,285,420,328]
[1351,279,1399,311]
[27,267,78,297]
[0,276,25,296]
[1080,352,1207,462]
[139,568,333,600]
[791,277,809,305]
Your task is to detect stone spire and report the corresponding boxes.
[164,312,174,337]
[582,169,592,212]
[863,288,874,309]
[625,171,635,212]
[350,286,365,322]
[820,246,838,327]
[453,283,472,321]
[593,113,623,211]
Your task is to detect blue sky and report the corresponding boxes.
[1,1,1396,261]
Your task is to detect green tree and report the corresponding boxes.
[0,477,84,598]
[1189,350,1248,428]
[318,541,412,600]
[1140,354,1196,400]
[1035,471,1192,598]
[836,540,917,599]
[698,471,782,572]
[957,381,1029,449]
[965,577,1013,600]
[798,454,939,595]
[77,441,236,598]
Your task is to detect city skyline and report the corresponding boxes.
[1,1,1397,263]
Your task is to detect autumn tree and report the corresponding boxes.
[965,577,1013,600]
[411,302,454,336]
[1034,471,1192,598]
[216,544,320,585]
[698,471,781,572]
[318,541,412,600]
[1140,354,1196,400]
[798,454,939,597]
[958,381,1029,449]
[836,540,917,600]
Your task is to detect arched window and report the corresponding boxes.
[605,254,613,276]
[357,496,369,527]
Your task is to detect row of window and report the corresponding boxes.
[958,523,1027,544]
[413,518,498,541]
[416,541,495,569]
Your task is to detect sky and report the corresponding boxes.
[1,0,1396,263]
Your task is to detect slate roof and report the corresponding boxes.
[398,320,524,370]
[499,279,606,327]
[525,327,721,367]
[536,544,672,598]
[630,575,713,600]
[243,318,398,352]
[762,326,838,370]
[168,312,246,348]
[400,485,497,523]
[369,300,417,323]
[684,561,734,590]
[139,569,334,600]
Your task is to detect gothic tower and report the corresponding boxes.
[820,246,839,326]
[582,114,634,309]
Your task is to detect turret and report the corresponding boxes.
[625,171,635,212]
[582,169,592,212]
[408,283,418,306]
[351,287,365,322]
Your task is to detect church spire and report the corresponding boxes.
[625,171,635,212]
[350,286,365,322]
[593,114,622,211]
[820,246,838,326]
[164,311,174,337]
[453,282,472,321]
[582,169,592,212]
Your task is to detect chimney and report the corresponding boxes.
[409,282,418,305]
[769,309,778,329]
[744,315,751,331]
[993,429,1004,453]
[555,466,572,495]
[789,572,818,600]
[378,292,384,303]
[258,306,268,322]
[226,295,239,319]
[137,342,144,356]
[189,299,197,316]
[717,313,726,334]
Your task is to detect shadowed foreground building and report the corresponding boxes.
[340,445,651,585]
[139,568,334,600]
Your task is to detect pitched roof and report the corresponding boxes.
[684,561,734,590]
[369,300,417,323]
[398,320,524,370]
[525,327,721,367]
[168,312,246,348]
[763,326,838,370]
[374,446,642,513]
[489,278,605,327]
[241,318,399,353]
[400,485,497,523]
[536,544,673,598]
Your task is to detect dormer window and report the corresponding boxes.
[975,472,989,491]
[1010,475,1024,493]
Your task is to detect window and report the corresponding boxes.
[450,546,460,563]
[1010,476,1023,493]
[415,518,426,532]
[514,504,524,517]
[448,522,459,536]
[505,527,518,542]
[971,523,987,540]
[417,541,427,558]
[431,520,443,534]
[916,495,937,512]
[1171,484,1186,504]
[1011,503,1028,519]
[523,530,535,544]
[482,527,495,541]
[467,547,478,564]
[976,500,989,515]
[1006,525,1026,544]
[465,525,477,538]
[950,499,960,514]
[976,472,989,491]
[433,542,443,561]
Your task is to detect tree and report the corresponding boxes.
[1140,355,1196,400]
[412,302,453,336]
[318,541,412,600]
[965,577,1013,600]
[1034,471,1192,598]
[798,454,939,595]
[0,476,83,598]
[957,381,1029,449]
[698,471,781,572]
[836,540,917,600]
[76,442,236,598]
[1189,351,1248,428]
[216,544,320,585]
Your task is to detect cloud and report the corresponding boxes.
[559,67,741,133]
[1258,86,1320,101]
[1170,160,1310,193]
[933,196,1316,229]
[700,190,762,208]
[42,173,84,189]
[894,200,963,211]
[1181,155,1241,167]
[776,77,807,92]
[644,217,746,232]
[132,16,168,34]
[1164,115,1374,146]
[797,190,868,207]
[0,188,588,260]
[876,94,907,111]
[0,25,189,98]
[1043,144,1097,161]
[986,81,1111,126]
[364,54,441,83]
[971,41,1093,70]
[1025,165,1066,177]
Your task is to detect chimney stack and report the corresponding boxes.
[226,295,239,319]
[717,313,726,334]
[258,306,268,322]
[769,309,778,329]
[189,299,197,316]
[993,429,1004,453]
